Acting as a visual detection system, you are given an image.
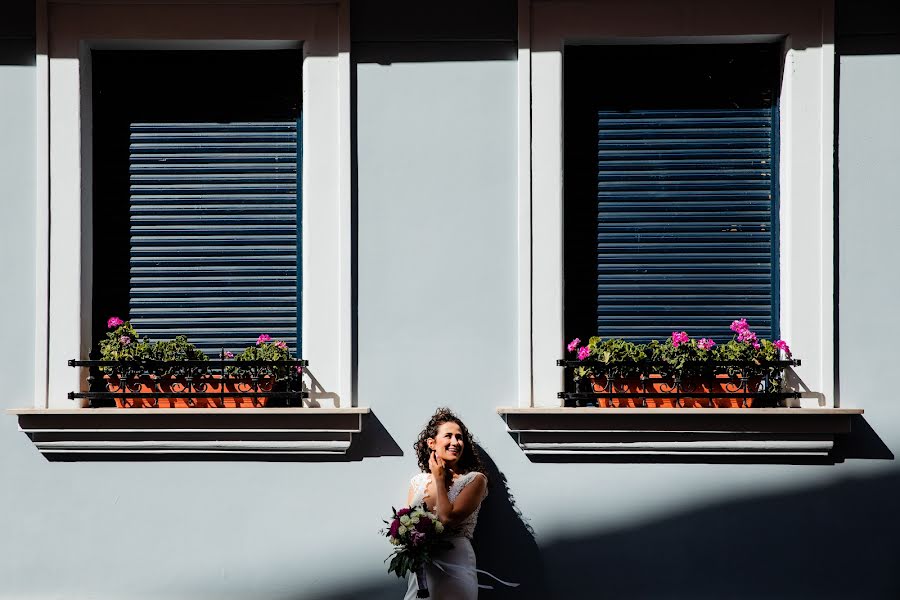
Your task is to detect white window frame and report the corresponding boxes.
[517,0,835,408]
[34,0,353,408]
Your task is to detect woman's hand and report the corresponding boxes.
[428,450,445,480]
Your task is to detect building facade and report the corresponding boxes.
[1,0,898,598]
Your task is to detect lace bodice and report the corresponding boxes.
[409,471,487,539]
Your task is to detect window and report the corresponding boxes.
[563,44,782,344]
[91,50,302,356]
[525,0,835,408]
[39,2,351,408]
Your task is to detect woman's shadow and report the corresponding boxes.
[472,445,549,599]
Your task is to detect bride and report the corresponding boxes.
[404,408,488,599]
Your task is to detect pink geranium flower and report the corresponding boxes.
[576,346,591,361]
[672,331,690,348]
[256,334,272,346]
[730,318,749,334]
[737,329,758,345]
[774,340,792,357]
[274,340,288,351]
[224,351,234,359]
[119,335,131,346]
[567,338,581,353]
[697,338,716,351]
[107,316,124,329]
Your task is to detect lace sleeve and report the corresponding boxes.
[408,473,428,507]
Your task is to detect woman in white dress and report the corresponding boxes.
[404,408,489,600]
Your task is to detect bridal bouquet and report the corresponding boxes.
[383,506,452,598]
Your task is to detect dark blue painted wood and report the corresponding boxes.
[594,107,777,342]
[128,121,299,354]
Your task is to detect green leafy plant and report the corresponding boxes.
[566,319,793,391]
[580,337,648,379]
[229,334,299,381]
[98,318,153,372]
[150,335,208,375]
[655,335,718,376]
[713,337,785,390]
[98,316,208,375]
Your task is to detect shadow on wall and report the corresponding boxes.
[0,38,34,66]
[343,410,405,461]
[835,415,894,461]
[543,468,900,600]
[471,445,549,599]
[309,467,900,600]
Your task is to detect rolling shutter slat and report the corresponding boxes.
[129,121,299,355]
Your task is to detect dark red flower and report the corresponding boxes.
[389,519,400,538]
[415,516,432,533]
[397,507,412,517]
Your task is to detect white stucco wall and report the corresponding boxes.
[0,1,898,599]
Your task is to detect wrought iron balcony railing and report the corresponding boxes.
[68,359,310,408]
[557,358,802,408]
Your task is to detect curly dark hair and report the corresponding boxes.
[414,407,487,485]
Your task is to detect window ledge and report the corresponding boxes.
[8,408,370,460]
[497,407,863,463]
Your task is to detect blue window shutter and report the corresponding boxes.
[594,107,777,341]
[128,121,300,355]
[91,50,302,357]
[564,44,780,344]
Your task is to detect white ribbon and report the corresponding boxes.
[432,559,520,590]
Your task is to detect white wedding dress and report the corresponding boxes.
[404,471,486,600]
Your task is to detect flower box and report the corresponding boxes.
[103,374,275,408]
[563,319,796,409]
[583,372,769,408]
[72,318,306,408]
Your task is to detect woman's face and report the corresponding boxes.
[429,421,464,465]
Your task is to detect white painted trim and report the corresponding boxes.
[819,6,836,406]
[525,0,835,408]
[9,407,370,414]
[530,42,564,408]
[48,52,85,408]
[34,0,50,409]
[33,440,354,453]
[42,2,351,407]
[499,406,858,459]
[337,0,353,405]
[48,0,335,4]
[520,441,835,456]
[496,406,863,415]
[516,0,533,408]
[11,407,368,457]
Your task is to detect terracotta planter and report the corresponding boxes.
[587,373,761,408]
[104,374,273,408]
[680,374,761,408]
[104,374,155,408]
[203,376,274,408]
[589,374,677,407]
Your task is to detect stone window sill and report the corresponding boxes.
[497,407,864,463]
[8,408,370,460]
